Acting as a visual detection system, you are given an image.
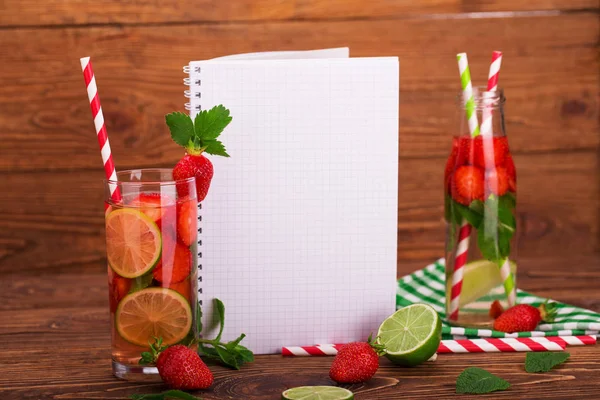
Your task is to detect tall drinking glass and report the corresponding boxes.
[105,169,198,380]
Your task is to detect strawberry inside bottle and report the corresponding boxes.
[444,88,518,328]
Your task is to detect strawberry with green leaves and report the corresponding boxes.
[329,335,385,384]
[166,105,232,202]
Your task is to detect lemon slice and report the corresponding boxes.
[115,288,192,347]
[106,209,162,278]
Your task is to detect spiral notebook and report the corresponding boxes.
[184,48,399,354]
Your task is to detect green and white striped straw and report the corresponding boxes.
[456,53,480,138]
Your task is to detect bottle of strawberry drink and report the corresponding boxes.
[444,88,518,327]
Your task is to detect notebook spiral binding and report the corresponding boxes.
[184,64,204,305]
[184,65,202,112]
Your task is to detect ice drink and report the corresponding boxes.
[444,89,518,327]
[105,169,198,379]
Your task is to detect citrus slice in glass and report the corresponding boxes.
[446,259,517,307]
[115,288,192,346]
[281,386,354,400]
[106,208,162,278]
[377,303,442,366]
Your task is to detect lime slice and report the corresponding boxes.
[115,288,192,346]
[446,259,517,307]
[281,386,354,400]
[106,209,162,278]
[377,303,442,366]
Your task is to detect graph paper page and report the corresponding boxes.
[188,56,399,354]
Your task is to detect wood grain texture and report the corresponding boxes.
[0,271,599,399]
[0,0,597,27]
[0,152,597,277]
[0,14,598,173]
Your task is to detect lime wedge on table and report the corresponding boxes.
[106,209,162,278]
[116,288,192,347]
[282,386,354,400]
[377,304,442,366]
[446,260,517,307]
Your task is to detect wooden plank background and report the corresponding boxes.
[0,1,598,283]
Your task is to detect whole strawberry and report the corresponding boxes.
[156,345,214,390]
[329,336,385,384]
[166,106,232,202]
[493,302,556,333]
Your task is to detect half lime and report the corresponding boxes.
[377,303,441,366]
[282,386,354,400]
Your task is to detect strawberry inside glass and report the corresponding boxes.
[105,169,199,380]
[444,88,518,328]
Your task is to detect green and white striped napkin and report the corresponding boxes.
[397,259,600,339]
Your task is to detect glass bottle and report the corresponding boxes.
[444,88,517,327]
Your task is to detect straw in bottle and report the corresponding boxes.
[448,53,479,321]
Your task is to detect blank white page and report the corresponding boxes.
[188,57,399,354]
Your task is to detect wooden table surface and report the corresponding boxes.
[2,255,599,399]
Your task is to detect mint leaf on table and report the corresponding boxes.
[197,298,254,369]
[456,367,510,394]
[130,390,202,399]
[214,298,226,341]
[166,112,196,148]
[525,351,570,373]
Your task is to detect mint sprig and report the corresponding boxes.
[139,298,254,370]
[166,105,231,157]
[197,299,254,369]
[456,367,510,394]
[130,390,201,400]
[446,193,516,264]
[525,351,570,373]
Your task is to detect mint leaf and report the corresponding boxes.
[525,352,570,373]
[234,345,255,363]
[203,140,230,157]
[130,390,202,400]
[216,345,241,369]
[477,195,516,262]
[499,192,516,210]
[214,298,225,341]
[454,200,484,228]
[129,272,154,293]
[194,105,232,141]
[166,112,195,148]
[196,298,254,369]
[456,367,510,394]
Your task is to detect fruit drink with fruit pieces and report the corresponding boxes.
[105,170,198,378]
[444,89,518,327]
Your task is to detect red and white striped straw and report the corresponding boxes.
[281,335,598,356]
[80,56,122,202]
[543,335,597,347]
[282,344,343,356]
[448,221,472,320]
[437,337,565,353]
[480,51,502,136]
